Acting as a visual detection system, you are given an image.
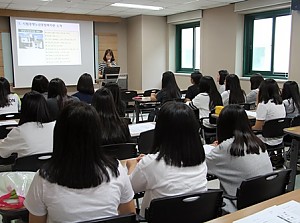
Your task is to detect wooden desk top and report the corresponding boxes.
[207,189,300,223]
[284,126,300,138]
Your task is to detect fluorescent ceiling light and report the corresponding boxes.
[111,3,163,11]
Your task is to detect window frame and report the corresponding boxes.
[243,8,291,79]
[175,22,200,73]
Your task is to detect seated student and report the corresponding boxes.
[24,102,135,222]
[72,73,95,104]
[104,82,126,117]
[0,77,21,115]
[0,91,55,158]
[216,70,229,94]
[221,74,246,106]
[150,71,181,104]
[47,78,79,120]
[31,74,49,99]
[187,76,222,128]
[252,79,286,146]
[281,81,300,119]
[246,73,264,105]
[127,101,207,217]
[206,104,273,213]
[184,70,203,102]
[91,88,131,145]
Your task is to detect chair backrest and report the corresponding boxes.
[121,90,137,103]
[291,115,300,127]
[146,190,223,223]
[79,213,136,223]
[138,129,155,154]
[236,169,291,210]
[143,89,160,97]
[0,124,18,139]
[12,152,52,171]
[0,112,21,121]
[239,103,255,110]
[262,118,290,138]
[101,143,137,160]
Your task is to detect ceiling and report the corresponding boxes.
[0,0,246,18]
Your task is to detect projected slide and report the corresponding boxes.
[16,19,81,66]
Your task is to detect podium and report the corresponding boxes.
[103,73,128,90]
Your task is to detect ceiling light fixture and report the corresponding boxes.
[111,3,163,11]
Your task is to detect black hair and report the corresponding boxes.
[102,49,115,62]
[40,102,119,189]
[91,88,131,145]
[191,70,203,85]
[281,81,300,113]
[0,77,11,108]
[77,73,95,95]
[258,79,282,105]
[217,104,266,156]
[104,82,126,117]
[31,75,49,94]
[19,91,51,126]
[161,71,181,101]
[225,74,245,104]
[48,78,68,109]
[250,73,264,90]
[199,76,223,110]
[218,70,229,85]
[152,101,205,167]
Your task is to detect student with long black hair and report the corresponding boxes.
[127,101,207,217]
[150,71,181,104]
[0,77,21,115]
[31,74,49,99]
[206,104,273,213]
[104,82,126,117]
[91,88,130,145]
[24,102,135,222]
[184,70,203,102]
[217,69,229,94]
[187,76,223,127]
[221,74,246,106]
[246,73,264,104]
[281,81,300,118]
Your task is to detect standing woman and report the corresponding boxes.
[281,81,300,118]
[98,49,117,79]
[24,102,135,222]
[217,70,229,94]
[187,76,223,128]
[0,91,55,158]
[72,73,95,104]
[0,77,21,115]
[91,88,131,145]
[31,74,49,99]
[206,104,273,213]
[150,71,181,104]
[127,102,207,217]
[104,82,126,117]
[252,79,286,146]
[221,74,246,106]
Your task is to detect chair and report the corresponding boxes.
[101,143,137,160]
[261,118,291,168]
[0,124,18,139]
[224,169,291,210]
[11,152,52,171]
[121,90,138,122]
[199,117,216,144]
[79,213,137,223]
[137,129,154,154]
[142,190,223,223]
[239,102,256,110]
[0,112,21,121]
[139,89,160,122]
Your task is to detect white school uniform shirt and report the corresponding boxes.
[283,98,299,119]
[221,90,230,106]
[24,164,134,223]
[206,138,273,213]
[0,121,55,158]
[0,93,21,115]
[130,153,208,217]
[256,100,286,145]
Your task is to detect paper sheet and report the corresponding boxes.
[129,122,155,137]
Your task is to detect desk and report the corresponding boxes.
[132,96,159,123]
[129,122,155,137]
[207,189,300,223]
[284,126,300,191]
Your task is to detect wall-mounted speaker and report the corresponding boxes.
[292,0,300,10]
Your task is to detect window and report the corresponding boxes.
[176,22,200,73]
[243,9,291,79]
